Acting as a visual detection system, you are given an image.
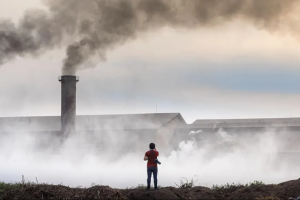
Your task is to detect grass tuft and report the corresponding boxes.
[0,175,39,193]
[175,177,198,189]
[211,180,265,191]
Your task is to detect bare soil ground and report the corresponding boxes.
[0,178,299,200]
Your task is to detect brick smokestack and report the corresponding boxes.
[59,75,79,137]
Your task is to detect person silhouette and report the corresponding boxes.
[144,143,159,190]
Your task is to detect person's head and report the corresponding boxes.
[149,143,155,149]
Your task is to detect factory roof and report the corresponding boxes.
[0,113,186,132]
[192,118,300,124]
[190,117,300,128]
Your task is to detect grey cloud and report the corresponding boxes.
[0,0,298,75]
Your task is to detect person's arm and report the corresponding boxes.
[144,152,148,161]
[154,148,159,157]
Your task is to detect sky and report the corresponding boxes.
[1,0,300,124]
[1,0,300,189]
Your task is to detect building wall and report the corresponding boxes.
[76,129,157,153]
[174,126,300,153]
[155,116,185,153]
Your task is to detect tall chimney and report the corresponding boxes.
[59,75,79,137]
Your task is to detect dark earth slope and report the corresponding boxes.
[1,178,300,200]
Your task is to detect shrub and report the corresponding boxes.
[175,177,198,189]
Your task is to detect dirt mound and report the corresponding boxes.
[0,185,127,200]
[120,186,217,200]
[229,184,285,200]
[279,178,300,198]
[226,178,300,200]
[1,178,300,200]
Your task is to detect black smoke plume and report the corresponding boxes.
[0,0,298,75]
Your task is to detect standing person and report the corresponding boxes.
[144,143,159,190]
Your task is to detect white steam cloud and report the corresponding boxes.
[1,126,299,189]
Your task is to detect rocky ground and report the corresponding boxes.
[0,178,300,200]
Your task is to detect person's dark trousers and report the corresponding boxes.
[147,167,158,189]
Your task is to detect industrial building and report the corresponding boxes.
[2,114,300,134]
[0,112,187,153]
[1,75,300,153]
[1,113,300,152]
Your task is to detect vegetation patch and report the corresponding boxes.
[175,177,198,189]
[211,180,265,191]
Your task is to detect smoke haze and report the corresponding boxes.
[0,0,299,75]
[1,126,299,188]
